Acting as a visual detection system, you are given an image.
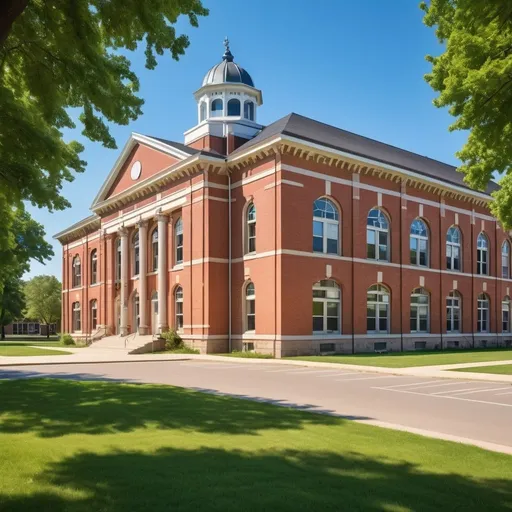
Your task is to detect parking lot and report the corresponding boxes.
[1,359,511,452]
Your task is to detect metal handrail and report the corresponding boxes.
[123,331,137,349]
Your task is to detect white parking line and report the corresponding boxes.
[373,386,512,408]
[447,387,512,396]
[381,379,444,389]
[333,375,396,382]
[318,372,359,378]
[430,387,491,396]
[495,390,512,396]
[400,381,474,391]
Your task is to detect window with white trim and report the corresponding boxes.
[477,233,489,275]
[72,255,81,288]
[477,293,489,333]
[90,299,97,331]
[244,100,254,121]
[133,232,140,276]
[410,287,429,333]
[115,238,121,281]
[446,226,461,271]
[502,296,510,333]
[175,218,183,265]
[227,98,241,116]
[245,282,255,332]
[367,285,390,334]
[313,198,339,255]
[367,208,389,261]
[72,302,81,332]
[312,280,341,334]
[246,203,256,254]
[151,228,158,271]
[502,241,510,279]
[410,219,428,266]
[175,286,183,331]
[90,250,97,284]
[446,291,461,333]
[211,98,223,117]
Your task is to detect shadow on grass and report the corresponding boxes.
[0,378,347,438]
[1,447,511,511]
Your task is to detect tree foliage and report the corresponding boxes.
[0,0,208,212]
[0,276,25,340]
[24,275,61,338]
[421,0,512,226]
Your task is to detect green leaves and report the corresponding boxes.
[24,275,61,325]
[422,0,512,227]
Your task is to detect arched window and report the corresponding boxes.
[72,255,81,288]
[313,280,341,334]
[244,100,254,120]
[502,296,510,333]
[175,286,183,331]
[367,208,389,261]
[245,282,255,332]
[410,287,429,333]
[90,300,97,331]
[477,293,489,333]
[199,101,207,122]
[115,238,122,281]
[313,198,339,254]
[446,226,461,271]
[175,218,183,265]
[72,302,81,332]
[446,291,461,333]
[246,203,256,254]
[477,233,489,275]
[151,228,158,271]
[410,219,428,266]
[227,98,241,116]
[367,285,390,333]
[211,98,223,117]
[133,231,140,276]
[90,250,97,285]
[502,241,510,279]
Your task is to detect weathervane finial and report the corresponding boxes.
[222,36,234,62]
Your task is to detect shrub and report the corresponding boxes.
[229,350,274,359]
[161,329,184,351]
[61,333,75,346]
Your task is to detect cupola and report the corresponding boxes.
[184,38,263,154]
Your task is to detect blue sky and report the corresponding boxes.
[26,0,460,279]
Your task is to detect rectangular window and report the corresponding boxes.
[367,230,376,259]
[313,221,323,252]
[378,231,388,261]
[320,343,335,353]
[374,342,387,352]
[503,304,510,333]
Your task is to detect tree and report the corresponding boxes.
[0,206,54,293]
[24,276,61,339]
[0,276,25,340]
[0,0,208,213]
[421,1,512,227]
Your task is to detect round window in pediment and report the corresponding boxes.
[130,161,142,180]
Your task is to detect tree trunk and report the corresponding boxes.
[46,324,50,339]
[0,0,29,47]
[1,324,5,341]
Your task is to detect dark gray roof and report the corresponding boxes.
[202,60,254,87]
[146,136,225,159]
[232,113,498,195]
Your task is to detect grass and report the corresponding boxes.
[454,364,512,375]
[0,341,65,347]
[287,348,512,368]
[0,345,71,357]
[0,378,510,511]
[151,346,200,355]
[221,350,274,359]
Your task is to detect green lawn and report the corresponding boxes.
[0,341,64,347]
[221,351,274,359]
[0,379,510,511]
[454,364,512,375]
[0,345,70,357]
[288,348,512,368]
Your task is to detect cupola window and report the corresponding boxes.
[227,98,241,116]
[211,99,223,117]
[244,101,254,121]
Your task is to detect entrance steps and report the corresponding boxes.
[89,333,165,354]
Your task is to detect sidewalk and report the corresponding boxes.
[1,346,512,383]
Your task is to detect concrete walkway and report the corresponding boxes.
[1,345,511,382]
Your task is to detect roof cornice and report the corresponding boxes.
[193,82,263,105]
[53,215,101,243]
[227,135,492,207]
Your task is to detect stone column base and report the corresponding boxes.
[138,325,149,335]
[158,325,169,334]
[120,327,129,337]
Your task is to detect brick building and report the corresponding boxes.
[56,40,512,356]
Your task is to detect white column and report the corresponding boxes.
[157,213,169,332]
[119,227,129,336]
[138,219,148,335]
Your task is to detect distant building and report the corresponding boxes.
[4,320,58,336]
[55,40,512,356]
